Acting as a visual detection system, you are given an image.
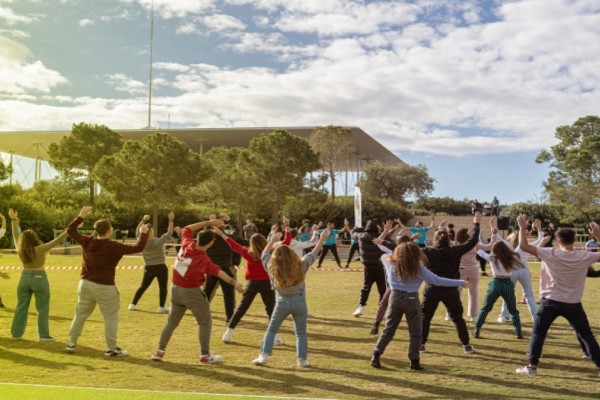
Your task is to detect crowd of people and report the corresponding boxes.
[0,207,599,378]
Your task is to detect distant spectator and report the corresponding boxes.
[243,219,258,240]
[491,196,500,216]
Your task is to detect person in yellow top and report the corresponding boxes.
[9,208,68,340]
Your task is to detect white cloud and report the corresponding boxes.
[202,14,246,32]
[121,0,217,19]
[0,4,38,25]
[0,36,67,95]
[78,18,94,27]
[105,73,147,95]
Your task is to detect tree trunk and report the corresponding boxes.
[271,192,282,224]
[330,167,336,200]
[152,205,159,234]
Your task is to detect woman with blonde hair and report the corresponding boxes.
[473,240,525,339]
[371,241,467,370]
[252,227,329,368]
[213,227,281,346]
[9,208,68,340]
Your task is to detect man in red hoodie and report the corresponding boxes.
[65,206,149,356]
[150,218,245,364]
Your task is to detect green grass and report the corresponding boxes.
[0,253,599,399]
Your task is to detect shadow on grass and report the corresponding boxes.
[0,338,95,371]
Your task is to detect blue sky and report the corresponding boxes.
[1,0,599,205]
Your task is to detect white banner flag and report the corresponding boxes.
[354,186,362,228]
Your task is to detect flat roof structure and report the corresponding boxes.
[0,126,400,165]
[0,126,402,184]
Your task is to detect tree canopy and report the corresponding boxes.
[244,129,321,223]
[536,115,600,221]
[93,132,206,228]
[357,161,434,204]
[309,125,353,199]
[0,158,7,182]
[48,122,122,206]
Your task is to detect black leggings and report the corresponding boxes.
[346,242,360,265]
[318,244,341,266]
[131,264,169,307]
[228,280,275,329]
[204,265,237,321]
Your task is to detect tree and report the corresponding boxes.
[536,115,600,221]
[245,130,321,223]
[308,125,353,200]
[93,132,206,228]
[191,146,255,222]
[357,161,434,204]
[0,158,7,182]
[48,122,122,206]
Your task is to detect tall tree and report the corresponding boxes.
[308,125,353,199]
[245,129,321,223]
[48,122,122,206]
[191,146,255,222]
[0,158,7,182]
[536,115,600,221]
[357,161,434,204]
[93,132,207,228]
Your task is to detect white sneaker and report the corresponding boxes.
[497,315,511,323]
[252,354,268,365]
[353,306,364,317]
[222,330,233,343]
[199,353,222,364]
[297,358,310,368]
[516,365,537,376]
[444,314,451,321]
[274,335,284,346]
[157,306,170,314]
[128,304,136,311]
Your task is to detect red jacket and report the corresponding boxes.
[172,227,222,288]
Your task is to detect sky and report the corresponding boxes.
[1,0,599,205]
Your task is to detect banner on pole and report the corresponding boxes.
[354,186,362,228]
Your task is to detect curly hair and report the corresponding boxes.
[269,246,305,288]
[248,233,267,261]
[491,241,523,272]
[17,229,42,264]
[391,242,429,281]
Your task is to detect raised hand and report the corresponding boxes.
[8,208,18,219]
[516,214,528,229]
[140,223,150,234]
[142,214,151,222]
[79,206,93,219]
[168,211,175,221]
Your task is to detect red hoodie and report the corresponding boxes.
[172,227,222,288]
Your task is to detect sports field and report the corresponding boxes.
[0,253,599,399]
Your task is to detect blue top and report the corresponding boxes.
[320,229,339,246]
[297,231,311,242]
[380,252,465,293]
[410,227,429,245]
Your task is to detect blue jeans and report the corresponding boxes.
[528,298,600,367]
[500,267,537,320]
[260,292,308,359]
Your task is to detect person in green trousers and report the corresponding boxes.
[9,208,68,340]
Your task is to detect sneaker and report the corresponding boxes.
[105,347,129,357]
[473,328,480,338]
[316,264,322,269]
[518,296,527,304]
[274,335,284,346]
[344,264,350,269]
[252,354,268,365]
[370,323,380,335]
[467,316,474,322]
[65,343,76,352]
[157,306,170,314]
[353,306,364,317]
[128,304,136,311]
[497,316,511,323]
[464,345,475,354]
[307,312,313,318]
[444,314,451,321]
[39,336,56,342]
[297,358,310,368]
[200,353,221,364]
[419,344,426,353]
[370,353,381,368]
[583,352,591,359]
[337,264,343,269]
[409,359,423,370]
[222,330,233,344]
[150,350,165,361]
[516,365,537,376]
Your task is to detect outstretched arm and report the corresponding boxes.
[517,214,537,256]
[427,215,435,229]
[8,208,19,248]
[137,214,150,236]
[0,213,6,239]
[187,218,224,232]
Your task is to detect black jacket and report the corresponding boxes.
[422,223,480,281]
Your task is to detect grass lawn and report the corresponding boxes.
[0,253,599,399]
